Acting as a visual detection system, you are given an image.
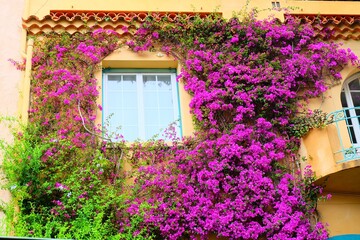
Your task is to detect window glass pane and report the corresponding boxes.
[159,109,175,126]
[349,79,360,90]
[144,109,159,125]
[107,92,123,108]
[144,91,158,108]
[107,75,136,90]
[122,126,139,141]
[123,109,138,125]
[158,92,174,108]
[143,75,157,91]
[341,91,347,107]
[345,109,353,125]
[122,75,137,89]
[122,92,138,109]
[108,75,122,81]
[349,126,357,144]
[351,92,360,107]
[106,114,123,140]
[157,75,172,91]
[356,109,360,118]
[108,113,122,129]
[144,125,161,139]
[107,75,123,89]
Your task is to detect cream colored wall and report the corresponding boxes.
[318,194,360,236]
[286,0,360,15]
[24,0,283,20]
[24,0,360,22]
[0,0,26,137]
[0,0,26,232]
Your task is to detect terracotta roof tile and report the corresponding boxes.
[289,14,360,26]
[23,11,218,35]
[23,10,360,40]
[48,10,216,22]
[288,14,360,40]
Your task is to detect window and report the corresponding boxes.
[271,1,280,8]
[103,70,181,141]
[341,73,360,145]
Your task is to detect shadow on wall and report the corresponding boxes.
[329,235,360,240]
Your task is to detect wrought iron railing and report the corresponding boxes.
[327,107,360,163]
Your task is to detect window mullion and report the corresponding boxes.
[137,74,145,140]
[156,75,160,136]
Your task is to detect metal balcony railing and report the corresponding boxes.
[327,107,360,163]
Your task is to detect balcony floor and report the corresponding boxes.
[315,165,360,194]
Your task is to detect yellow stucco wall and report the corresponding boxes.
[0,0,26,139]
[0,0,26,232]
[24,0,360,22]
[24,0,283,20]
[318,194,360,236]
[286,0,360,15]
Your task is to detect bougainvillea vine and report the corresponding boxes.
[1,13,357,240]
[124,14,356,239]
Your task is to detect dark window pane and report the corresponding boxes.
[349,79,360,90]
[341,91,348,107]
[348,126,357,144]
[351,91,360,106]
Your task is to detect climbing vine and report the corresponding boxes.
[1,13,357,240]
[2,30,126,239]
[288,109,332,138]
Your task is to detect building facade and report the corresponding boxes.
[1,0,360,238]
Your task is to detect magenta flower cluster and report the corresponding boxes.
[124,15,356,239]
[30,31,119,147]
[8,15,357,240]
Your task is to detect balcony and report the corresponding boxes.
[301,107,360,238]
[327,107,360,163]
[302,107,360,180]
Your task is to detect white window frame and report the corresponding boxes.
[103,70,181,141]
[341,73,360,146]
